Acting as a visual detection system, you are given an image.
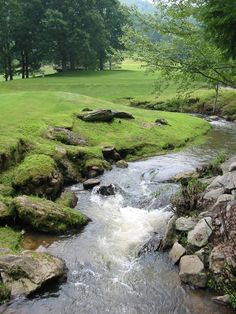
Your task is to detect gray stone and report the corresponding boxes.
[0,251,66,297]
[161,215,177,250]
[155,118,169,126]
[203,188,224,203]
[116,160,128,168]
[229,162,236,172]
[210,245,226,274]
[175,217,197,232]
[195,248,210,267]
[78,109,114,122]
[215,194,234,205]
[138,233,162,256]
[169,242,186,264]
[187,217,213,248]
[46,126,87,146]
[212,295,230,306]
[221,156,236,174]
[83,179,100,190]
[179,255,207,288]
[209,115,219,121]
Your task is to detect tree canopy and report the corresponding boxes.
[0,0,129,80]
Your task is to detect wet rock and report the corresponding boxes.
[14,195,88,234]
[97,184,116,196]
[212,295,230,306]
[46,126,87,146]
[161,215,177,250]
[116,160,128,168]
[112,111,134,120]
[169,242,186,264]
[102,146,121,161]
[175,217,197,232]
[229,162,236,172]
[209,245,226,274]
[138,233,162,256]
[87,166,104,179]
[83,179,100,190]
[155,118,169,126]
[0,251,66,297]
[187,217,213,248]
[179,255,207,288]
[57,190,78,208]
[209,115,219,121]
[77,110,114,122]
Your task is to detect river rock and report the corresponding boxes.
[97,184,116,196]
[179,255,207,288]
[78,110,114,122]
[138,233,162,256]
[102,146,121,161]
[112,111,134,120]
[175,217,197,232]
[46,126,87,146]
[87,165,104,179]
[57,190,78,208]
[195,247,210,267]
[203,188,224,204]
[229,162,236,172]
[212,295,230,306]
[83,179,100,190]
[209,115,219,121]
[13,195,89,234]
[169,242,186,264]
[161,215,177,250]
[0,251,66,297]
[116,160,128,168]
[209,245,226,274]
[170,171,198,183]
[221,156,236,174]
[187,217,213,248]
[215,194,234,206]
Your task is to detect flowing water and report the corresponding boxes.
[1,119,236,314]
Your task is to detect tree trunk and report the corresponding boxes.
[70,56,75,71]
[109,56,112,71]
[25,52,29,78]
[21,51,25,79]
[213,83,219,113]
[8,55,13,80]
[99,57,104,71]
[61,54,67,72]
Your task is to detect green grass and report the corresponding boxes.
[0,227,22,253]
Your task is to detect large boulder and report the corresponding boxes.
[116,160,128,168]
[77,110,114,122]
[112,111,134,120]
[13,196,89,234]
[161,215,177,250]
[0,251,66,297]
[13,154,63,200]
[203,188,224,204]
[56,190,78,208]
[169,242,186,264]
[187,217,213,248]
[179,255,207,288]
[46,126,87,146]
[175,217,197,232]
[97,184,116,196]
[221,156,236,174]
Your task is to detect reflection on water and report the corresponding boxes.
[2,120,236,314]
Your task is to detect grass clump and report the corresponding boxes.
[0,227,22,253]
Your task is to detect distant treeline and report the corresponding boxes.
[0,0,129,80]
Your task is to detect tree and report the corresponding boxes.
[198,0,236,59]
[123,2,236,110]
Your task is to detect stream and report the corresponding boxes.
[1,119,236,314]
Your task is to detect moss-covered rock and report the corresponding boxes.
[13,154,63,200]
[0,184,14,197]
[14,195,89,234]
[56,190,78,208]
[0,227,22,253]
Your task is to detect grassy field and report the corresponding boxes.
[0,59,212,184]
